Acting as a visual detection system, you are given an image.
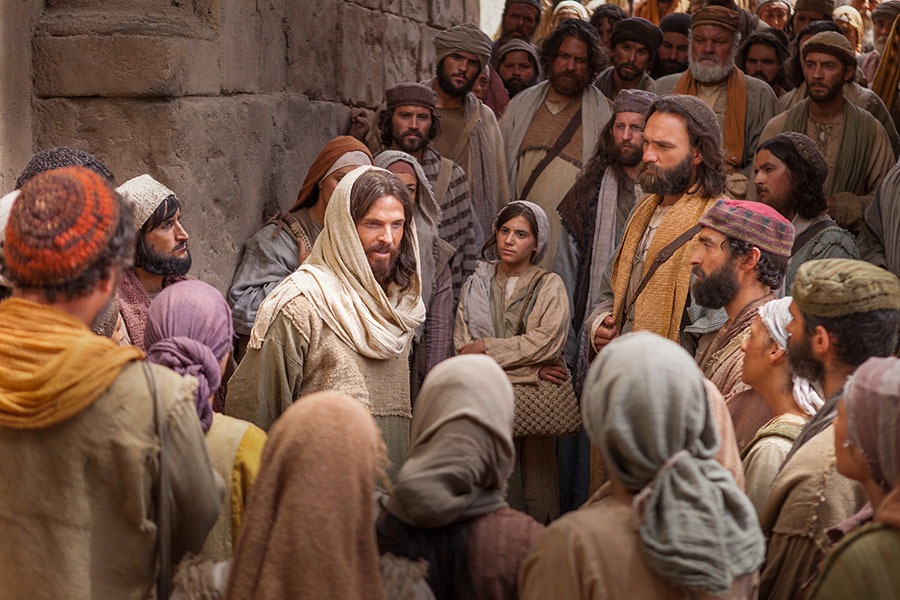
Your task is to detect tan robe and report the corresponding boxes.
[740,413,808,517]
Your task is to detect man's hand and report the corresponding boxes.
[538,362,568,384]
[459,340,486,355]
[347,108,370,142]
[592,314,618,354]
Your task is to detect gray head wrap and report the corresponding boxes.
[583,332,765,595]
[497,38,541,71]
[486,200,550,265]
[433,23,493,71]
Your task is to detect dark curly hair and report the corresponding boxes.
[480,202,539,260]
[589,4,626,31]
[757,136,827,219]
[540,18,607,80]
[377,106,441,151]
[725,238,788,290]
[802,309,899,367]
[737,31,791,92]
[349,169,418,290]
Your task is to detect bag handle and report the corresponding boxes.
[142,361,171,600]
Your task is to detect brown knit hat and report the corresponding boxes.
[385,82,437,111]
[698,199,795,257]
[792,259,900,317]
[801,31,856,68]
[793,0,834,15]
[691,6,741,32]
[778,132,829,182]
[650,94,722,143]
[614,88,658,115]
[5,166,120,287]
[871,0,900,22]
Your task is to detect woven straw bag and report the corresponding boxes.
[512,365,582,438]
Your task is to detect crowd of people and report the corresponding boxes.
[3,0,900,598]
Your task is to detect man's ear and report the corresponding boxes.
[692,146,703,166]
[843,64,855,82]
[812,323,832,359]
[739,246,762,274]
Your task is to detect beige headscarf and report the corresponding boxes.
[383,355,515,527]
[250,166,426,359]
[116,174,178,230]
[225,392,387,600]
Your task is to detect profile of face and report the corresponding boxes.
[390,171,418,202]
[786,300,826,384]
[355,194,406,285]
[140,203,192,276]
[390,105,433,155]
[549,36,592,96]
[689,227,740,309]
[793,10,825,35]
[638,111,697,196]
[657,31,690,76]
[746,43,780,85]
[690,24,736,83]
[437,52,481,97]
[852,0,876,19]
[836,20,860,51]
[759,2,790,30]
[502,2,540,39]
[319,165,360,209]
[833,398,871,482]
[802,52,852,104]
[496,214,538,269]
[472,70,490,102]
[754,149,794,217]
[612,40,651,82]
[610,111,645,167]
[740,315,780,388]
[498,50,537,97]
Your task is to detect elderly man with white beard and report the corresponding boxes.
[654,6,777,199]
[861,0,900,81]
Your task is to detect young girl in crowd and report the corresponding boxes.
[453,201,570,522]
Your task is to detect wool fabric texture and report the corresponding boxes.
[776,132,829,182]
[116,173,177,231]
[698,198,795,257]
[793,0,833,14]
[497,38,540,70]
[0,298,143,429]
[872,0,900,23]
[14,147,114,190]
[833,6,864,52]
[614,88,658,115]
[792,258,900,317]
[483,200,550,265]
[5,166,120,287]
[384,355,515,528]
[385,82,437,111]
[583,332,765,595]
[611,17,664,58]
[433,23,493,71]
[844,356,900,490]
[660,12,692,35]
[224,392,387,600]
[288,136,374,213]
[802,31,856,68]
[144,280,234,434]
[692,5,741,32]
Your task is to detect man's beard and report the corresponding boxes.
[637,152,694,195]
[808,77,843,103]
[751,70,773,85]
[875,35,888,54]
[137,243,192,277]
[689,47,737,83]
[655,59,687,78]
[392,128,428,154]
[691,260,739,309]
[615,61,642,82]
[503,76,535,98]
[437,64,476,98]
[757,185,793,218]
[788,332,825,385]
[610,141,642,167]
[548,67,591,96]
[366,242,400,285]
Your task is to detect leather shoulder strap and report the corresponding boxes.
[451,105,482,161]
[791,218,834,255]
[515,271,552,336]
[518,108,583,201]
[269,211,313,262]
[434,157,454,208]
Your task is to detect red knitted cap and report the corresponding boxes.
[5,166,120,286]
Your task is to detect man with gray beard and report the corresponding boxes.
[654,6,777,199]
[860,0,900,81]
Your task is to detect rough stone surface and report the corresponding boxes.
[4,0,494,292]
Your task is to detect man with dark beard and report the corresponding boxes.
[495,38,540,98]
[653,12,692,78]
[754,132,858,291]
[427,23,509,238]
[594,17,662,101]
[654,6,778,199]
[760,31,894,233]
[689,199,794,449]
[115,174,192,349]
[738,30,792,97]
[585,95,727,358]
[759,258,900,600]
[489,0,542,69]
[500,19,612,268]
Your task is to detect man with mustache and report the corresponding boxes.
[689,199,794,449]
[115,174,193,350]
[500,19,612,269]
[738,30,792,98]
[489,0,542,69]
[227,167,425,476]
[426,23,509,239]
[377,82,481,301]
[654,6,778,199]
[760,31,894,234]
[860,0,900,81]
[585,95,728,359]
[595,17,662,101]
[495,38,541,99]
[653,12,692,78]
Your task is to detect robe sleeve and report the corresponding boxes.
[453,279,477,353]
[858,191,889,268]
[704,379,745,490]
[425,265,454,372]
[482,274,570,369]
[829,123,894,233]
[552,231,580,366]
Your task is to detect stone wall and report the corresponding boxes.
[4,0,487,291]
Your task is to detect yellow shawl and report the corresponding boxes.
[611,192,720,340]
[872,17,900,114]
[0,298,144,429]
[635,0,691,25]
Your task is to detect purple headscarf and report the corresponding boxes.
[144,280,234,433]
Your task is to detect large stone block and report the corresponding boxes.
[430,0,466,29]
[221,0,287,93]
[383,14,422,90]
[338,2,385,106]
[286,0,340,99]
[0,0,35,190]
[399,0,429,23]
[33,34,220,97]
[419,25,442,80]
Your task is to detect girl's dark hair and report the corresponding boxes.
[757,136,827,219]
[377,512,476,600]
[481,202,538,260]
[349,169,418,289]
[378,107,442,150]
[539,19,607,80]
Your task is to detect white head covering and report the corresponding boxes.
[116,174,178,231]
[758,297,824,417]
[484,200,550,265]
[0,190,20,288]
[324,151,373,179]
